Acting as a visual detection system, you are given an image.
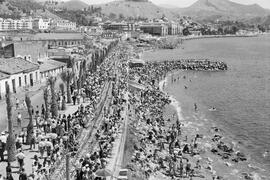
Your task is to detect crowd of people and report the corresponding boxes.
[0,41,124,180]
[126,57,229,179]
[73,45,131,180]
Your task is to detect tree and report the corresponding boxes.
[43,87,49,121]
[48,77,58,118]
[218,27,224,35]
[232,26,238,34]
[59,83,66,110]
[25,94,34,145]
[69,57,77,90]
[119,13,125,20]
[61,70,74,103]
[77,62,84,91]
[5,84,16,162]
[109,13,116,20]
[182,28,190,36]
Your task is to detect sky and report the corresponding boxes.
[77,0,270,9]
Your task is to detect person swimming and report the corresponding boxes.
[209,107,217,111]
[263,150,269,158]
[194,103,198,112]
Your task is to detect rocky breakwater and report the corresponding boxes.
[150,59,228,73]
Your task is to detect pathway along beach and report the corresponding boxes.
[122,38,270,180]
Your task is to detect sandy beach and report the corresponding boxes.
[122,38,270,180]
[159,73,268,179]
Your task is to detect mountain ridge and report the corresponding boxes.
[93,0,177,19]
[175,0,270,22]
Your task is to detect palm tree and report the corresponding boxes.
[25,94,33,145]
[5,84,16,162]
[43,87,49,121]
[48,77,58,118]
[60,70,74,103]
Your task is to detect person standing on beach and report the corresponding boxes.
[17,112,22,127]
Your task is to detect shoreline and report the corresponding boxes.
[180,34,259,41]
[126,37,270,179]
[157,71,269,179]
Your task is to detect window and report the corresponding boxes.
[36,72,38,81]
[19,77,22,87]
[25,75,27,85]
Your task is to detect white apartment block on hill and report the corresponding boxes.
[0,18,33,31]
[33,18,50,30]
[51,19,77,31]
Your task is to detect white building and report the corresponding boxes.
[51,19,76,31]
[0,57,40,99]
[0,18,33,31]
[33,18,50,30]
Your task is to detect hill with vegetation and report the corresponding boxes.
[93,0,178,20]
[0,0,61,19]
[56,0,88,11]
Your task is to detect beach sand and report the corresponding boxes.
[157,73,269,180]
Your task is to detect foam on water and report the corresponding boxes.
[159,76,184,122]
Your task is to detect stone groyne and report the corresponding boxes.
[150,59,228,71]
[181,34,258,41]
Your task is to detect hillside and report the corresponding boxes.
[57,0,89,10]
[94,0,177,20]
[0,0,62,19]
[173,0,270,22]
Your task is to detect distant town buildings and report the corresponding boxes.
[0,17,77,31]
[51,19,77,31]
[33,18,50,30]
[140,23,169,36]
[0,18,33,31]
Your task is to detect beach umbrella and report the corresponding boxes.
[45,141,53,147]
[95,168,112,177]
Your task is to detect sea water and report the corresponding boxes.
[146,35,270,171]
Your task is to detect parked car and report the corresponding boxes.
[117,169,128,180]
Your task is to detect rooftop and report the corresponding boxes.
[0,58,39,75]
[0,72,10,80]
[39,60,66,73]
[33,33,84,41]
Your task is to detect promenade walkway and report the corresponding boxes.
[0,99,88,179]
[106,92,129,180]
